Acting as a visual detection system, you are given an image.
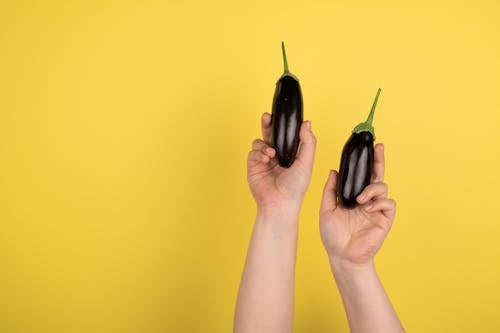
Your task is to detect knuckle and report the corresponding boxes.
[252,139,263,148]
[247,150,256,160]
[390,199,397,209]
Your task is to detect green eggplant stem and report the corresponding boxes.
[281,41,289,74]
[353,88,382,137]
[366,88,381,126]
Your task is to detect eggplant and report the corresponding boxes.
[271,42,303,168]
[338,88,381,208]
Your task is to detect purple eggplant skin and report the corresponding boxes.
[272,75,303,167]
[338,131,375,208]
[271,42,303,168]
[337,88,381,208]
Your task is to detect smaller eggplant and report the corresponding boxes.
[337,88,381,208]
[271,42,303,168]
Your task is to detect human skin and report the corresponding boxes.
[234,113,403,333]
[234,112,316,333]
[319,143,404,333]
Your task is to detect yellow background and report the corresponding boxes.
[1,0,500,332]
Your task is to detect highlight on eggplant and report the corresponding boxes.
[271,42,303,168]
[337,88,382,208]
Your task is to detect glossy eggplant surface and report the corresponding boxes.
[337,88,381,208]
[338,131,374,207]
[271,42,303,168]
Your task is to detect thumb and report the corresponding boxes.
[320,170,338,214]
[295,121,316,171]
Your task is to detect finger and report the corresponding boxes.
[247,149,271,165]
[363,198,396,221]
[320,170,338,214]
[252,139,276,158]
[356,182,388,204]
[295,121,316,172]
[371,143,385,183]
[261,112,273,145]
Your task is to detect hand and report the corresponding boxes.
[247,113,316,214]
[319,144,396,267]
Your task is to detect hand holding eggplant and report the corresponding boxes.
[238,111,315,333]
[319,144,396,267]
[247,112,316,217]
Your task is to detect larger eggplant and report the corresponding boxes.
[337,88,381,208]
[271,42,303,168]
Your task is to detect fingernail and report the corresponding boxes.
[365,204,373,211]
[306,121,311,130]
[357,193,366,202]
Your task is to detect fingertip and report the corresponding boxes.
[358,183,388,203]
[372,143,385,183]
[327,169,338,190]
[262,112,272,125]
[299,121,307,134]
[300,120,316,143]
[320,169,339,213]
[374,143,384,157]
[295,120,316,169]
[261,113,273,144]
[265,147,276,158]
[357,192,367,203]
[377,143,385,158]
[304,120,311,131]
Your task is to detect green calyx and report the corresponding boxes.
[279,41,298,81]
[353,88,381,139]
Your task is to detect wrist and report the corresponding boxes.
[329,257,380,301]
[256,201,301,221]
[329,256,376,278]
[255,204,301,235]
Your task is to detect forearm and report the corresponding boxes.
[234,208,300,333]
[330,259,404,333]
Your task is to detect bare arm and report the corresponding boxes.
[330,259,403,333]
[234,208,299,333]
[234,113,316,333]
[319,144,404,333]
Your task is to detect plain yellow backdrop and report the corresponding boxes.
[1,0,500,332]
